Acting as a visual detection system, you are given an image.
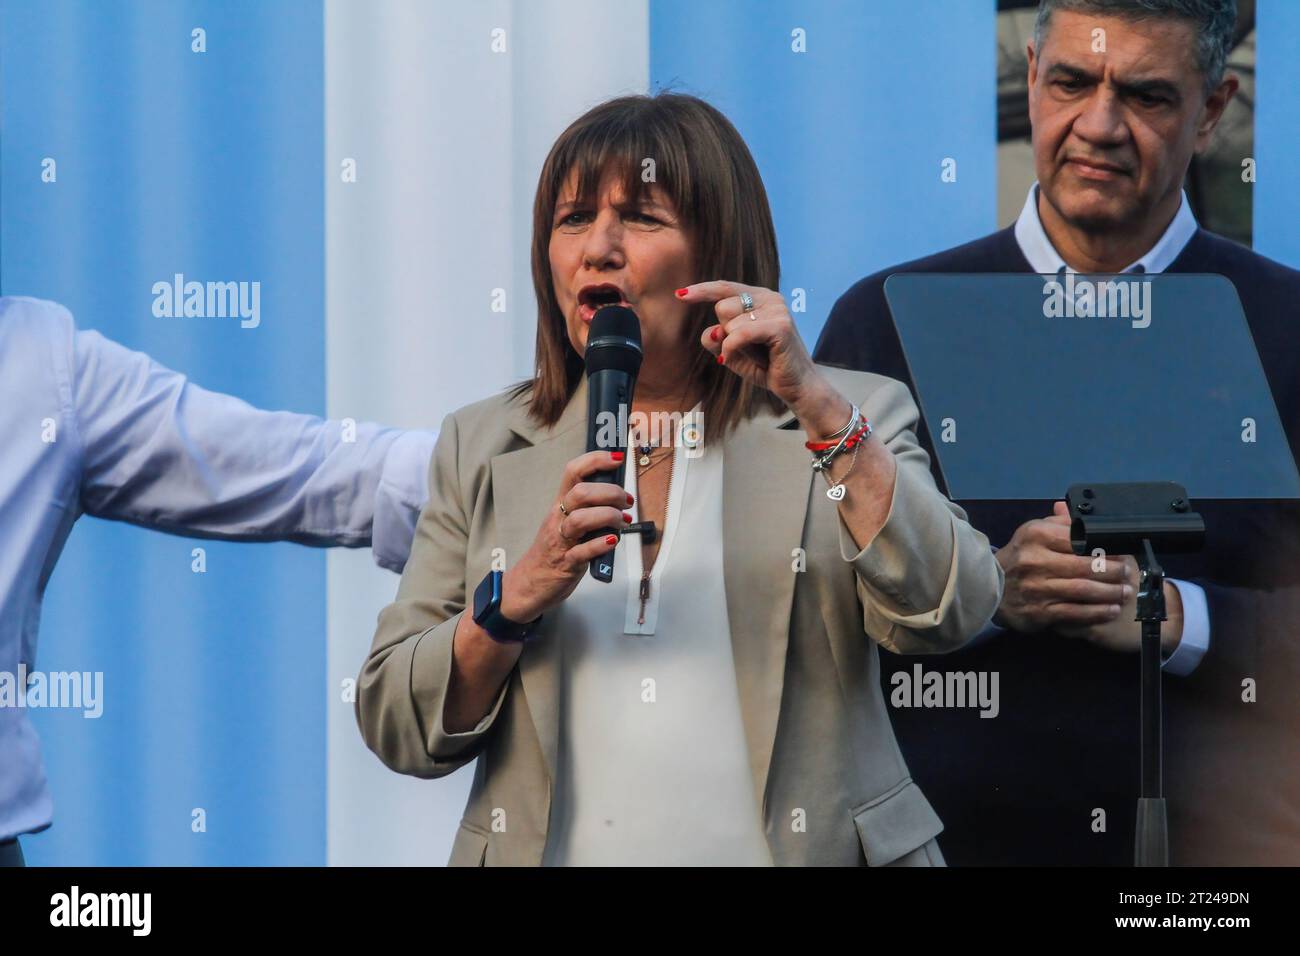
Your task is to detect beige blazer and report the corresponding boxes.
[356,364,1004,866]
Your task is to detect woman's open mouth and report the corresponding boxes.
[577,284,631,322]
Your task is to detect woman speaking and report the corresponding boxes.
[356,92,1003,866]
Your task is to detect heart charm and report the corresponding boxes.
[826,483,846,501]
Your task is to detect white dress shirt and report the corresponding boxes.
[0,296,435,841]
[1010,184,1209,676]
[541,417,773,866]
[1014,182,1200,275]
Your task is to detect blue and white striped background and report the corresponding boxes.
[1,0,1295,865]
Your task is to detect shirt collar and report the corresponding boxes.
[1013,182,1198,275]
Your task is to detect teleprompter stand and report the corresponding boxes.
[883,273,1300,866]
[1066,481,1205,867]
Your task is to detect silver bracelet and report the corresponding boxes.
[811,404,861,473]
[817,403,859,442]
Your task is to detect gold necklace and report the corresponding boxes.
[635,442,672,466]
[635,445,673,478]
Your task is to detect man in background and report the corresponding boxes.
[815,0,1299,864]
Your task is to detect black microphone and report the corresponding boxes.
[583,305,643,583]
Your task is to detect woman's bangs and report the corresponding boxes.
[556,120,689,221]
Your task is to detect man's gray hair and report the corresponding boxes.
[1033,0,1237,95]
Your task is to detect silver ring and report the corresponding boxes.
[739,291,754,312]
[558,501,570,517]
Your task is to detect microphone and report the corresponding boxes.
[583,305,643,582]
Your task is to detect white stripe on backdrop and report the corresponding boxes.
[324,0,649,866]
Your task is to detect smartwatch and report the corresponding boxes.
[472,569,542,644]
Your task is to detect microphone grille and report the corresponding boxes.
[588,304,641,344]
[584,305,643,375]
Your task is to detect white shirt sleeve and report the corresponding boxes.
[371,429,437,573]
[1161,578,1210,676]
[70,327,434,571]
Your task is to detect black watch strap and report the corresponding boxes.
[472,569,541,644]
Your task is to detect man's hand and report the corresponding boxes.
[1058,553,1184,655]
[995,502,1184,654]
[994,501,1129,631]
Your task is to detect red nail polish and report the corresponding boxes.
[611,451,624,462]
[605,534,618,545]
[716,354,725,365]
[710,327,720,342]
[626,493,634,505]
[675,288,688,297]
[623,512,632,523]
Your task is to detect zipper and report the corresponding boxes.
[637,445,676,626]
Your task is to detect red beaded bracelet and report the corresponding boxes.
[805,421,872,452]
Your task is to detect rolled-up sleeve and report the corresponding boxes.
[355,412,509,778]
[838,379,1004,654]
[372,429,439,572]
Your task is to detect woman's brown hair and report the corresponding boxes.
[507,91,788,440]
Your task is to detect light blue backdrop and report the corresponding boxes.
[1,0,326,865]
[1254,1,1300,268]
[1,0,1295,865]
[651,0,996,343]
